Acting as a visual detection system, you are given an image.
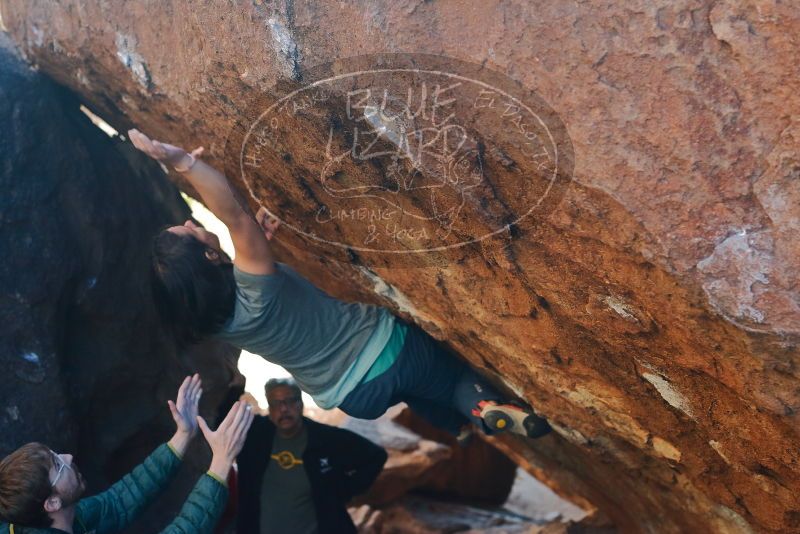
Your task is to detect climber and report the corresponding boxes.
[129,129,552,441]
[0,374,254,534]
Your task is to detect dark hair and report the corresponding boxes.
[265,378,302,399]
[0,443,53,527]
[151,228,236,345]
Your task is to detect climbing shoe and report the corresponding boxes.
[478,401,552,439]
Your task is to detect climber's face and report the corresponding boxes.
[167,220,229,263]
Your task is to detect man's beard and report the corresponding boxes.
[61,472,86,506]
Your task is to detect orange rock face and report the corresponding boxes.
[2,1,798,532]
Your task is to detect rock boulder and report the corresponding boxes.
[2,1,799,531]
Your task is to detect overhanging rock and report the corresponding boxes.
[2,1,798,532]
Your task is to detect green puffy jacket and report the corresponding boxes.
[0,443,228,534]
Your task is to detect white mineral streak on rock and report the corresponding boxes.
[75,68,91,88]
[711,504,757,534]
[5,406,19,421]
[21,351,40,364]
[358,266,421,319]
[549,421,589,446]
[115,33,151,90]
[709,440,732,465]
[29,24,45,47]
[640,366,694,419]
[652,436,681,462]
[267,17,300,81]
[602,295,640,323]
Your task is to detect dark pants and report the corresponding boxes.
[338,322,504,435]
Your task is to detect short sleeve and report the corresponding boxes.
[232,265,286,306]
[216,266,287,336]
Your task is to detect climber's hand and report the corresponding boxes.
[128,128,203,170]
[256,207,280,241]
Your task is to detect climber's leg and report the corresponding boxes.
[336,357,399,420]
[339,320,466,429]
[395,322,552,438]
[404,397,469,435]
[339,319,551,438]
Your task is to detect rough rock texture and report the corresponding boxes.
[314,406,518,506]
[3,1,799,532]
[0,35,240,531]
[392,407,519,505]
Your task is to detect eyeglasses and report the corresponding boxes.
[50,452,72,488]
[267,397,301,409]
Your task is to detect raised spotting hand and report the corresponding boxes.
[198,400,254,480]
[167,374,203,456]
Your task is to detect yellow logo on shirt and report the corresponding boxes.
[271,451,304,469]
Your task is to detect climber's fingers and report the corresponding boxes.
[128,129,165,160]
[256,207,280,240]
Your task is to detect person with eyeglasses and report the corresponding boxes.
[0,374,254,534]
[234,378,387,534]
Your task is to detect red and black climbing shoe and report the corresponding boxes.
[478,401,552,439]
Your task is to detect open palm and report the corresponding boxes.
[169,374,202,437]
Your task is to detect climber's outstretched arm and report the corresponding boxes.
[128,129,277,275]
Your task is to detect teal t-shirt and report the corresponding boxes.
[213,263,394,408]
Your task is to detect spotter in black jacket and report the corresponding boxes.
[236,416,387,534]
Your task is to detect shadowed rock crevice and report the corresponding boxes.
[0,35,241,532]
